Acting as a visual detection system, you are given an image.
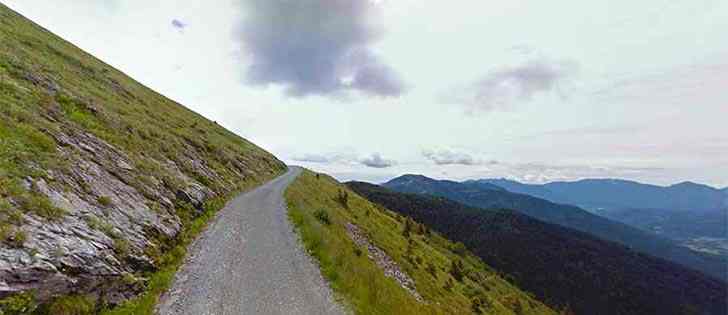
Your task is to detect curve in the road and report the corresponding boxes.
[157,166,344,315]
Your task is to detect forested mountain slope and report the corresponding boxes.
[384,175,726,280]
[349,182,728,315]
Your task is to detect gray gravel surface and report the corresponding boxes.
[157,166,344,315]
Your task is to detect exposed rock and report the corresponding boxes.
[345,222,423,302]
[0,128,222,303]
[0,5,287,308]
[175,183,215,214]
[22,72,60,94]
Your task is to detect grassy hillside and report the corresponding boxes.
[284,170,558,315]
[349,182,728,315]
[0,3,285,313]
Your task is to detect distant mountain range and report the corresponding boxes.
[470,178,727,212]
[473,177,728,259]
[598,207,726,239]
[383,175,726,280]
[349,182,728,315]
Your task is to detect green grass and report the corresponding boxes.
[96,196,113,207]
[98,197,221,315]
[285,170,557,315]
[43,295,95,315]
[0,1,285,230]
[0,2,287,313]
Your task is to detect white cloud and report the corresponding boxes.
[360,153,397,168]
[444,58,578,112]
[291,153,335,164]
[422,148,490,166]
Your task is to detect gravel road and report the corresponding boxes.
[157,166,344,315]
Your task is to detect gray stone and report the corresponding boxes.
[0,128,220,304]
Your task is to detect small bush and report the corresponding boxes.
[20,193,66,220]
[97,196,113,207]
[335,189,349,209]
[402,218,414,238]
[8,229,27,248]
[122,273,139,285]
[450,259,465,282]
[86,216,117,238]
[46,295,95,315]
[451,242,468,256]
[313,209,331,225]
[426,262,438,278]
[471,297,486,314]
[0,291,37,315]
[113,237,130,257]
[0,224,10,243]
[353,246,363,257]
[444,278,455,291]
[0,199,23,225]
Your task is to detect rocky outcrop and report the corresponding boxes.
[0,3,286,308]
[175,183,214,215]
[0,127,267,305]
[345,222,423,302]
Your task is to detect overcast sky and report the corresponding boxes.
[5,0,727,187]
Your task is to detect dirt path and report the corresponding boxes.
[157,166,343,315]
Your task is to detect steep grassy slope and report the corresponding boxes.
[349,182,728,315]
[384,175,726,280]
[0,3,285,312]
[284,170,557,315]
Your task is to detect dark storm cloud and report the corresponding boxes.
[360,153,396,168]
[446,59,577,112]
[238,0,405,98]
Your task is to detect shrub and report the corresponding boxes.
[353,246,363,257]
[450,259,465,282]
[20,192,66,220]
[113,237,130,257]
[86,216,117,238]
[444,278,455,291]
[402,218,414,238]
[0,199,23,225]
[313,209,331,225]
[451,242,468,256]
[0,291,37,315]
[8,229,26,248]
[97,196,113,207]
[46,295,95,315]
[426,262,438,278]
[0,224,10,243]
[471,297,487,314]
[335,189,349,209]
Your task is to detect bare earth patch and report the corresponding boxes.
[344,222,423,302]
